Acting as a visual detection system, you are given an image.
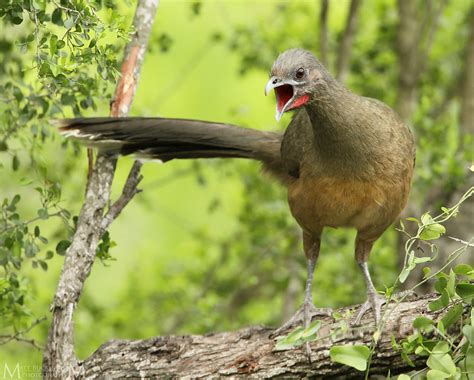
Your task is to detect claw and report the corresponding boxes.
[271,302,332,338]
[352,292,386,326]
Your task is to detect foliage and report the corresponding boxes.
[0,0,128,347]
[0,0,472,377]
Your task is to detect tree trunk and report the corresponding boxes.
[318,0,329,68]
[459,5,474,148]
[42,1,159,378]
[395,0,421,123]
[80,294,461,378]
[335,0,362,83]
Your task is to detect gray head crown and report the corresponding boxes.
[271,48,329,79]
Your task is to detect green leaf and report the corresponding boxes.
[399,265,413,284]
[329,344,370,371]
[426,369,450,380]
[463,347,474,374]
[37,208,48,219]
[284,326,305,343]
[11,194,21,205]
[429,290,449,311]
[64,16,74,29]
[421,212,433,225]
[397,375,411,380]
[401,351,415,367]
[413,256,432,264]
[420,222,446,241]
[437,320,446,335]
[274,327,305,351]
[446,270,456,298]
[50,35,58,55]
[456,283,474,301]
[427,348,456,377]
[38,260,48,271]
[274,340,296,351]
[453,264,472,275]
[56,240,71,256]
[51,8,63,25]
[24,241,38,258]
[302,320,321,340]
[12,155,19,171]
[60,93,75,105]
[441,303,463,329]
[462,325,474,346]
[435,277,448,293]
[413,316,434,332]
[423,267,432,279]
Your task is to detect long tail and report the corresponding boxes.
[58,117,287,179]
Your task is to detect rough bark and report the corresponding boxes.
[80,294,461,379]
[42,1,159,379]
[318,0,329,68]
[335,0,362,83]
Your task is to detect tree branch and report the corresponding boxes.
[80,294,462,378]
[42,1,159,378]
[335,0,362,83]
[101,160,144,233]
[318,0,329,68]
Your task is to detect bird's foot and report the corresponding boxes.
[352,292,386,326]
[271,302,332,338]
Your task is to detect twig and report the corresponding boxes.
[447,236,474,247]
[0,316,47,350]
[101,160,144,233]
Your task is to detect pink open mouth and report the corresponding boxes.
[274,85,310,114]
[275,84,294,113]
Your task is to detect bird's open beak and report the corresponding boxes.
[265,77,305,121]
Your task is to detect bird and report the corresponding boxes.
[58,48,415,340]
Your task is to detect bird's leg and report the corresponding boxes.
[272,235,331,337]
[353,236,386,326]
[353,261,385,325]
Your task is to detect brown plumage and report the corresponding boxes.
[59,48,415,346]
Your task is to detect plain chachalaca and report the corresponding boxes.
[59,48,415,332]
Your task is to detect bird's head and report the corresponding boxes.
[265,48,329,121]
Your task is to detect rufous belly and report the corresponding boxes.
[287,175,407,236]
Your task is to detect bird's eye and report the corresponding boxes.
[295,67,305,79]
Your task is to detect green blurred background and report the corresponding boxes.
[0,0,472,370]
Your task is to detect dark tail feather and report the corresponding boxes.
[57,117,283,165]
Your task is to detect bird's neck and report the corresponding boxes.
[304,81,375,170]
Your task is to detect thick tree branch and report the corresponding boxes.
[80,294,463,378]
[43,1,159,379]
[335,0,362,83]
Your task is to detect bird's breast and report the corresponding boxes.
[287,174,410,236]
